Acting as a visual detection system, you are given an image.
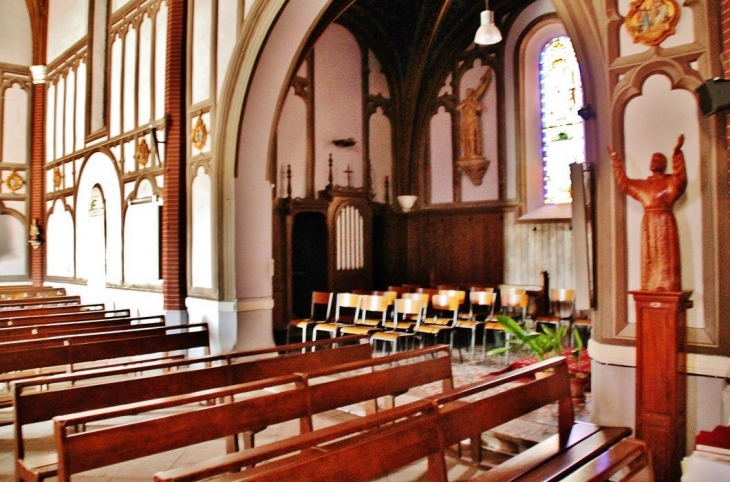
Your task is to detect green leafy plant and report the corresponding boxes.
[487,314,582,362]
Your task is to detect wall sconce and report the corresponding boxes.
[28,218,42,250]
[332,137,356,147]
[474,0,502,45]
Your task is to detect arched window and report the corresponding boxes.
[539,36,584,205]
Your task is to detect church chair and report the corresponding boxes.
[339,294,387,338]
[371,298,422,355]
[488,292,529,363]
[286,291,333,350]
[387,286,408,298]
[415,294,460,354]
[537,288,575,334]
[312,293,361,342]
[455,290,496,360]
[438,289,466,317]
[391,292,430,330]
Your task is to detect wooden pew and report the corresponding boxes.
[0,314,164,342]
[561,438,653,481]
[0,317,171,352]
[429,356,632,481]
[0,322,209,377]
[50,346,453,482]
[154,357,630,482]
[0,287,66,300]
[0,296,80,310]
[0,308,131,327]
[0,303,104,319]
[13,335,370,482]
[180,400,447,482]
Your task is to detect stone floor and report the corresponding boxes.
[0,348,592,481]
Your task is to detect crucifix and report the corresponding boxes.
[344,164,354,187]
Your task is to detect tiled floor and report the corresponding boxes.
[0,350,592,481]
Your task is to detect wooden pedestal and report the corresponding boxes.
[631,290,692,482]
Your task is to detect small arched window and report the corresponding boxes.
[539,36,585,205]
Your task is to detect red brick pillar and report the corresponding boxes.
[29,65,47,287]
[723,0,730,178]
[162,0,188,316]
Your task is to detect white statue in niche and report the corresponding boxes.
[457,69,492,186]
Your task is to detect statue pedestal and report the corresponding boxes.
[631,290,692,482]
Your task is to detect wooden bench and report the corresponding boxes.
[0,296,81,310]
[0,317,171,352]
[561,438,653,481]
[13,335,370,482]
[0,307,131,327]
[429,356,632,481]
[0,314,165,342]
[50,345,453,482]
[0,322,209,377]
[154,356,631,482]
[179,400,447,482]
[0,287,66,300]
[0,303,104,319]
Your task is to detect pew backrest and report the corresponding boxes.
[0,323,209,374]
[50,345,453,481]
[0,296,81,309]
[0,303,104,319]
[0,315,164,342]
[0,308,131,327]
[12,335,369,478]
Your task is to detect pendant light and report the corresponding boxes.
[474,0,502,45]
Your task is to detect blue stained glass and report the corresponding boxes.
[540,36,585,204]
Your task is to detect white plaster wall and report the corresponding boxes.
[64,70,76,155]
[233,0,332,349]
[139,16,153,125]
[369,109,392,203]
[591,360,726,455]
[460,64,499,202]
[430,107,454,203]
[46,201,75,278]
[155,5,168,121]
[191,167,213,289]
[124,180,161,285]
[187,297,236,354]
[110,37,123,137]
[276,88,307,199]
[0,215,27,277]
[192,0,212,105]
[217,1,239,99]
[2,83,29,164]
[368,50,390,97]
[123,32,138,133]
[47,0,87,63]
[75,62,87,149]
[623,75,702,328]
[0,0,32,65]
[54,77,65,159]
[314,23,363,191]
[76,152,123,285]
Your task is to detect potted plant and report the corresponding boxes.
[487,315,588,402]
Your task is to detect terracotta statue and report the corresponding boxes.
[456,69,492,186]
[457,69,492,159]
[609,134,687,291]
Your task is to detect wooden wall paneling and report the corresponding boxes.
[405,209,504,288]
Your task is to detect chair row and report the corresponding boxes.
[288,289,528,360]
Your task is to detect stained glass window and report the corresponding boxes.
[540,36,585,204]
